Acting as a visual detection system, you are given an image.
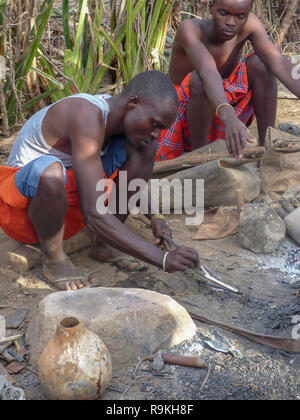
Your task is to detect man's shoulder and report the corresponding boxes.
[176,17,208,41]
[244,12,266,35]
[178,17,209,34]
[47,96,105,138]
[179,17,206,29]
[53,95,104,120]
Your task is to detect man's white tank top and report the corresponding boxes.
[7,93,111,168]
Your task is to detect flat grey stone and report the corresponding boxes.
[29,287,197,369]
[238,203,286,254]
[6,308,28,329]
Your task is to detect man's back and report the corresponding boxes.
[7,94,110,168]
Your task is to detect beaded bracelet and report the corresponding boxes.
[151,214,166,222]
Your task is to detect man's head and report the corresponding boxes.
[209,0,253,40]
[121,70,179,149]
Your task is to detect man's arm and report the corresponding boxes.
[176,19,230,111]
[176,19,253,157]
[248,14,300,98]
[68,105,199,273]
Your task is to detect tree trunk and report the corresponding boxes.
[191,0,210,19]
[276,0,299,48]
[0,78,9,137]
[171,0,182,31]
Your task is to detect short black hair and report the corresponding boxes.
[122,70,179,107]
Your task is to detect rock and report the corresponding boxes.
[0,364,9,377]
[29,288,197,369]
[283,186,300,202]
[279,123,300,137]
[0,375,26,400]
[6,308,28,329]
[284,208,300,245]
[238,204,286,254]
[0,316,5,339]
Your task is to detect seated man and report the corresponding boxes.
[0,70,200,290]
[157,0,300,161]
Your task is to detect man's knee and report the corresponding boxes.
[247,54,274,80]
[39,161,66,197]
[189,71,207,98]
[28,161,67,225]
[15,156,66,199]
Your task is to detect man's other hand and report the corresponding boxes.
[224,117,256,158]
[151,217,173,250]
[218,105,256,158]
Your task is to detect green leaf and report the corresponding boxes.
[72,0,88,74]
[22,88,60,112]
[125,0,133,79]
[36,48,66,101]
[7,0,54,121]
[64,49,77,96]
[20,0,54,77]
[30,66,64,89]
[0,0,6,28]
[62,0,72,49]
[100,27,129,85]
[90,0,146,91]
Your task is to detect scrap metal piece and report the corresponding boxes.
[6,308,28,329]
[200,265,239,293]
[152,350,165,371]
[205,331,242,358]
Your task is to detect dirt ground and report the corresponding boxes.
[0,98,300,401]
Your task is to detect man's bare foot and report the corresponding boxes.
[90,242,146,272]
[42,256,98,291]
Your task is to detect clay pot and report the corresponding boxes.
[38,317,112,400]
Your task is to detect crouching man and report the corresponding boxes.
[0,71,200,290]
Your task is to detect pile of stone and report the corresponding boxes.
[238,187,300,254]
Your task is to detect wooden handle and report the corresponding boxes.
[162,354,208,369]
[236,189,245,213]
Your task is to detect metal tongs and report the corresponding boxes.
[159,232,239,294]
[199,265,239,294]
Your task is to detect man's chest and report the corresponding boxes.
[204,40,247,77]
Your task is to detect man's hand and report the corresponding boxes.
[164,246,200,273]
[225,118,255,158]
[151,218,173,250]
[219,106,256,158]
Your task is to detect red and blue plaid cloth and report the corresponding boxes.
[156,55,255,161]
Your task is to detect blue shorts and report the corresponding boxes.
[15,136,127,199]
